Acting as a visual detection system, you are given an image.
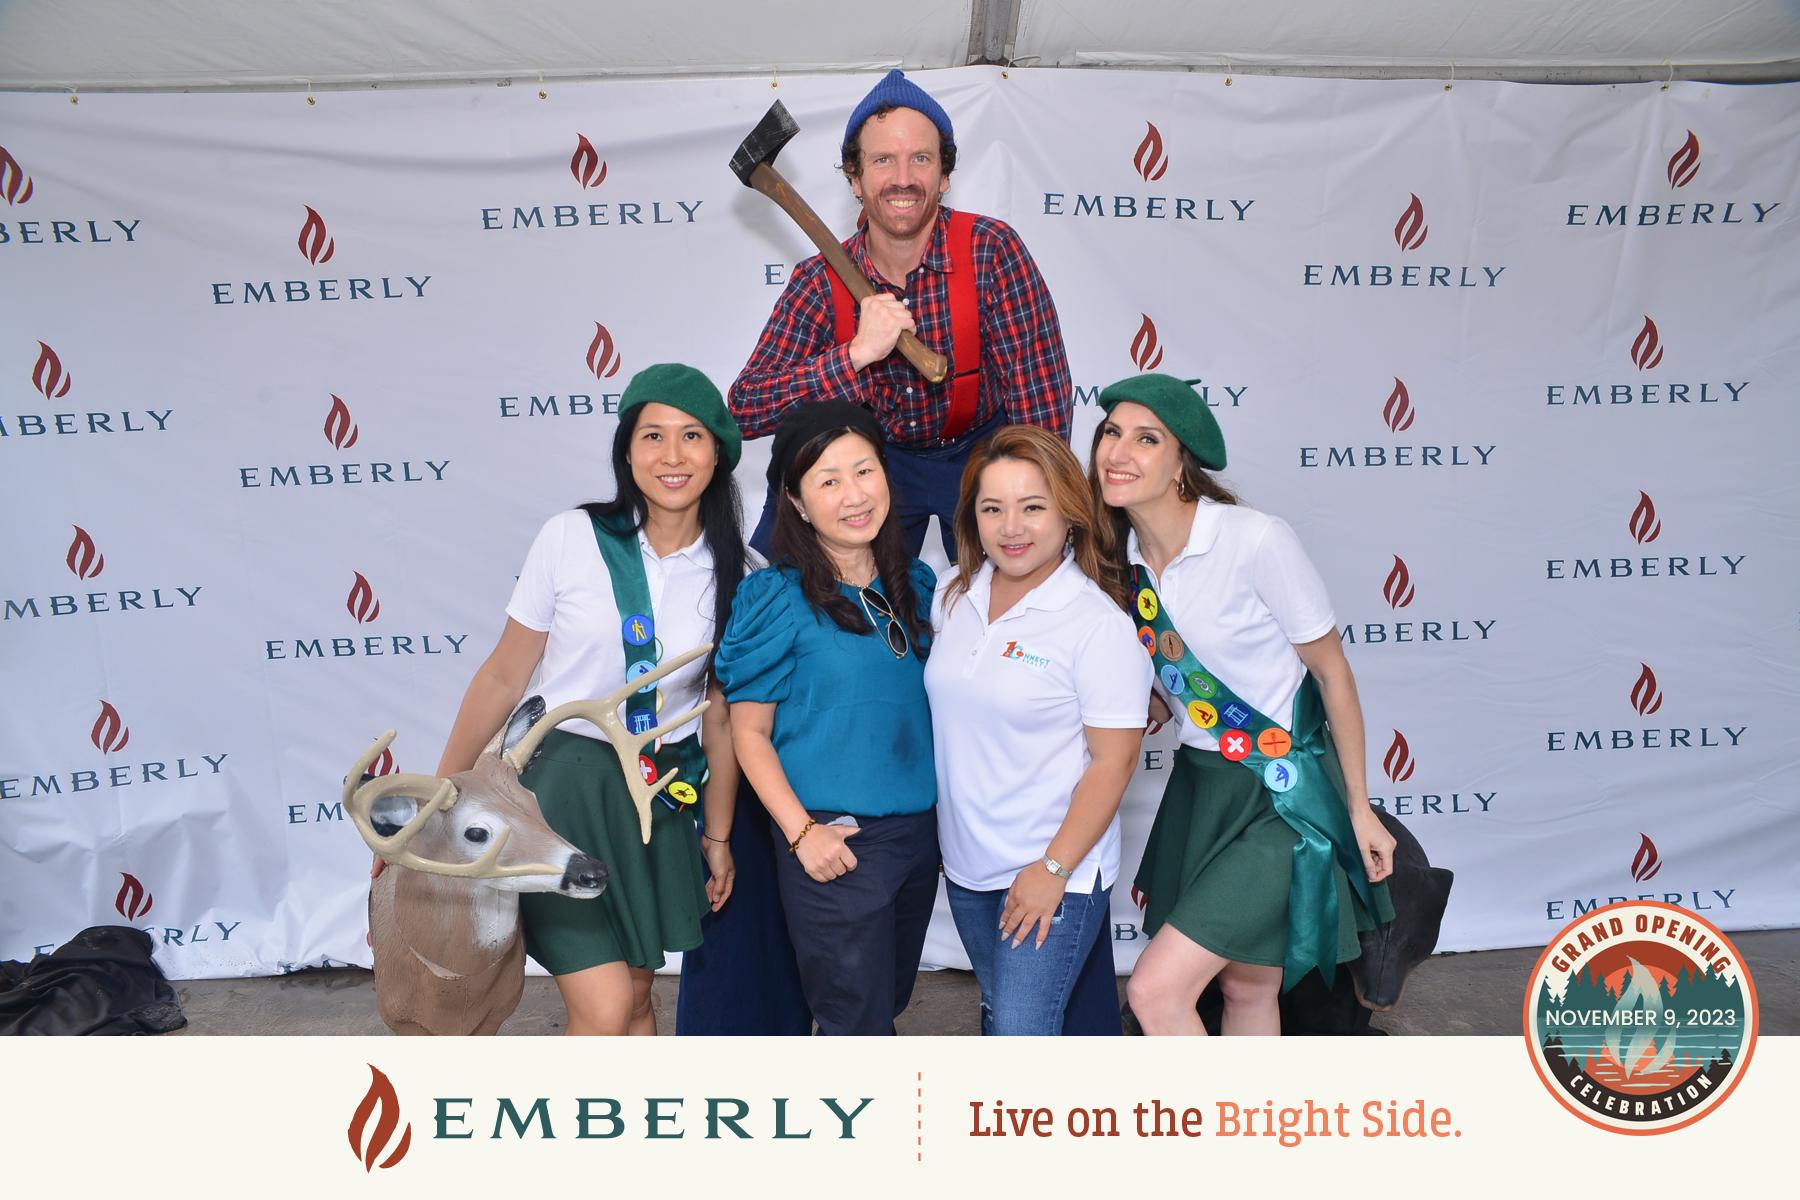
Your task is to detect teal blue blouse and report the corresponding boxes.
[717,561,937,818]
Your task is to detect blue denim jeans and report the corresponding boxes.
[945,876,1111,1036]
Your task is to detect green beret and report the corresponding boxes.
[618,363,743,469]
[1097,373,1227,470]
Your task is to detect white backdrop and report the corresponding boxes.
[2,68,1795,980]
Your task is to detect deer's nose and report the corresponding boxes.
[562,854,608,894]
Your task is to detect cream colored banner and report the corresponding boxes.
[0,1036,1788,1193]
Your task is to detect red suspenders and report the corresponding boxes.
[824,210,982,442]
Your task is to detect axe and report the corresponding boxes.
[731,100,948,383]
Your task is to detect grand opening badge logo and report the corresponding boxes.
[1524,900,1757,1134]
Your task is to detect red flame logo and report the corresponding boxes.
[348,1064,413,1172]
[586,322,622,380]
[1132,122,1169,183]
[324,394,360,450]
[370,746,397,776]
[298,206,336,265]
[1628,491,1662,544]
[1631,833,1662,883]
[1382,378,1415,433]
[571,133,609,189]
[1382,555,1416,609]
[1630,663,1664,716]
[1393,194,1428,251]
[1129,314,1164,371]
[1129,885,1147,910]
[347,572,382,624]
[1382,730,1416,783]
[114,872,153,920]
[0,144,33,205]
[91,701,130,754]
[65,525,105,579]
[1667,130,1701,189]
[32,341,72,399]
[1630,316,1664,371]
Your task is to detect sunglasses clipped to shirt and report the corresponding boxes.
[858,585,911,659]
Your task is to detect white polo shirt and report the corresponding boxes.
[925,554,1153,893]
[1128,500,1336,752]
[505,509,723,743]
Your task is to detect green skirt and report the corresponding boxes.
[1135,741,1394,971]
[517,729,707,974]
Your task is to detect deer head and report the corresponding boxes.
[345,640,714,884]
[345,698,606,896]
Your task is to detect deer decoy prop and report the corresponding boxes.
[346,643,713,1035]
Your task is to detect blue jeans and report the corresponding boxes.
[945,877,1111,1036]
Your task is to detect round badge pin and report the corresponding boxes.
[1185,700,1219,729]
[1524,900,1758,1134]
[1138,627,1157,656]
[1219,729,1252,762]
[637,754,657,784]
[1187,672,1217,699]
[1158,630,1185,662]
[622,613,654,647]
[627,660,656,693]
[1256,727,1293,758]
[667,781,698,807]
[1159,664,1185,695]
[1136,588,1159,622]
[1262,759,1299,792]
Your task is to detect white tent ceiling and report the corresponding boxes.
[2,0,1797,90]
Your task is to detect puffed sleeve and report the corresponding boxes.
[714,567,799,704]
[907,559,938,651]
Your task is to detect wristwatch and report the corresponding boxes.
[1040,855,1073,880]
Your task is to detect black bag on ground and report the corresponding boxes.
[0,925,187,1035]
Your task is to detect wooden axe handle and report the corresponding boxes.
[749,161,949,383]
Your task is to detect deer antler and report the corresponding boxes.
[504,643,713,844]
[345,731,566,878]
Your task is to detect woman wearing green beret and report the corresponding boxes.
[423,363,752,1035]
[1090,374,1396,1036]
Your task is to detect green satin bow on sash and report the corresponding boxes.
[588,513,706,812]
[1131,565,1377,991]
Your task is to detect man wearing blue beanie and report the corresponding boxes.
[731,69,1073,562]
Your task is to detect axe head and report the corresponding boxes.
[730,100,801,187]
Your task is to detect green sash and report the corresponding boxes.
[588,513,706,813]
[1132,564,1378,990]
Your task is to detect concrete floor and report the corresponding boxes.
[168,928,1799,1036]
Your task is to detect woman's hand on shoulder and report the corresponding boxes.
[1000,861,1068,949]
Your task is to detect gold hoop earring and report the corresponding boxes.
[1175,477,1192,501]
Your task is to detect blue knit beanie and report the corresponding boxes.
[842,69,954,159]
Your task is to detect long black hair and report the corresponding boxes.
[581,403,746,679]
[769,426,930,656]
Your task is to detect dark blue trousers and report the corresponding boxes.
[772,808,939,1036]
[675,781,812,1035]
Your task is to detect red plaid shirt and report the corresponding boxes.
[729,207,1071,448]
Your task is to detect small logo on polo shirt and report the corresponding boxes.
[999,641,1053,669]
